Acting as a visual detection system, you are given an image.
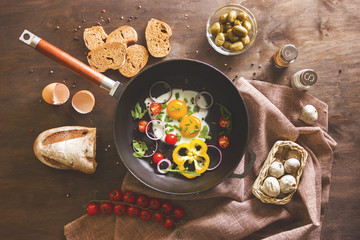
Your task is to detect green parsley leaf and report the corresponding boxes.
[132,140,148,158]
[131,102,148,120]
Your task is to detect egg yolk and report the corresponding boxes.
[166,100,187,120]
[179,116,202,138]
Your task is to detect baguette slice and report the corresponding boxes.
[107,26,138,47]
[87,42,126,72]
[83,26,108,51]
[33,126,97,174]
[119,45,149,78]
[145,18,172,58]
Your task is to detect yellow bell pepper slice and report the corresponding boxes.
[172,139,210,179]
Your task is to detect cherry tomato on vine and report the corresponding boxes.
[173,206,185,219]
[219,135,230,149]
[136,194,149,208]
[152,212,163,223]
[152,152,164,164]
[127,206,140,218]
[86,202,99,216]
[109,189,122,202]
[100,202,113,215]
[149,198,161,210]
[114,203,126,216]
[165,134,177,145]
[123,191,136,204]
[160,201,173,214]
[163,217,175,229]
[138,120,150,133]
[150,102,162,114]
[218,116,231,129]
[140,209,152,221]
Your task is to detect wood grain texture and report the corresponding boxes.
[0,0,359,239]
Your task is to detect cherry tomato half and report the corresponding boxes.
[149,198,161,210]
[173,206,185,219]
[86,202,99,216]
[123,191,136,204]
[152,152,164,164]
[127,206,140,218]
[138,120,150,133]
[140,209,152,221]
[136,194,149,208]
[219,135,230,149]
[163,217,175,229]
[152,212,163,223]
[114,203,126,216]
[100,202,113,215]
[109,189,122,202]
[160,201,173,214]
[165,134,177,145]
[218,116,231,129]
[150,102,162,114]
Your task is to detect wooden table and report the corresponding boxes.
[1,0,359,239]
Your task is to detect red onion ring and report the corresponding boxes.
[132,132,158,158]
[149,81,172,104]
[207,145,223,171]
[195,91,213,110]
[145,119,165,141]
[157,159,172,174]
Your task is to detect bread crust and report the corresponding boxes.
[145,18,172,58]
[119,44,149,78]
[107,26,138,47]
[33,126,97,174]
[87,42,126,72]
[83,26,108,51]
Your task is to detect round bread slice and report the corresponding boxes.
[107,26,138,47]
[87,42,126,72]
[119,45,149,78]
[83,26,108,51]
[145,18,172,58]
[33,126,97,174]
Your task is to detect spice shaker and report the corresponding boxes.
[272,44,298,68]
[291,69,317,91]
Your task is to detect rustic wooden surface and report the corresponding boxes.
[0,0,359,239]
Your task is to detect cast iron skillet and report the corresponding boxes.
[19,30,256,195]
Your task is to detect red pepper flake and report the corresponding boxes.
[102,9,106,13]
[72,85,75,88]
[29,129,34,133]
[207,48,210,52]
[97,22,101,26]
[107,17,111,22]
[84,52,88,55]
[62,80,66,83]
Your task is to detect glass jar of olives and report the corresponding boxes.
[206,4,257,56]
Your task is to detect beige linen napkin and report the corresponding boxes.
[64,78,336,240]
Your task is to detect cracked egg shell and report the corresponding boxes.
[72,90,95,114]
[42,83,70,105]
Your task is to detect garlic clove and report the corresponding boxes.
[284,158,300,174]
[268,160,285,178]
[279,175,297,194]
[261,177,280,197]
[299,104,318,125]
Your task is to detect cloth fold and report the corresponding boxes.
[64,78,336,240]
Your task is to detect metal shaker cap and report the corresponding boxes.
[281,44,298,62]
[300,69,317,86]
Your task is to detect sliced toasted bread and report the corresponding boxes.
[83,26,108,51]
[33,126,97,174]
[87,42,126,72]
[107,26,138,47]
[119,45,149,78]
[145,18,172,58]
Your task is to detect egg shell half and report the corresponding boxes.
[42,83,70,105]
[72,90,95,114]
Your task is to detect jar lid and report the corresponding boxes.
[300,69,317,86]
[280,44,298,62]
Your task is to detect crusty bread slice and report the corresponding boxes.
[145,18,172,58]
[33,126,97,174]
[87,42,126,72]
[83,26,108,51]
[119,45,149,78]
[107,26,138,47]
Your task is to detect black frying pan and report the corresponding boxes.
[19,30,255,195]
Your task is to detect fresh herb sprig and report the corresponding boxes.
[132,140,148,158]
[131,103,148,120]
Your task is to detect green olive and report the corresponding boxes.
[233,20,241,26]
[232,25,248,37]
[219,13,228,23]
[226,29,239,42]
[225,22,232,31]
[210,22,221,36]
[230,41,244,52]
[236,12,248,22]
[214,33,225,46]
[223,41,232,50]
[241,35,250,46]
[227,10,237,23]
[219,24,225,33]
[242,20,252,31]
